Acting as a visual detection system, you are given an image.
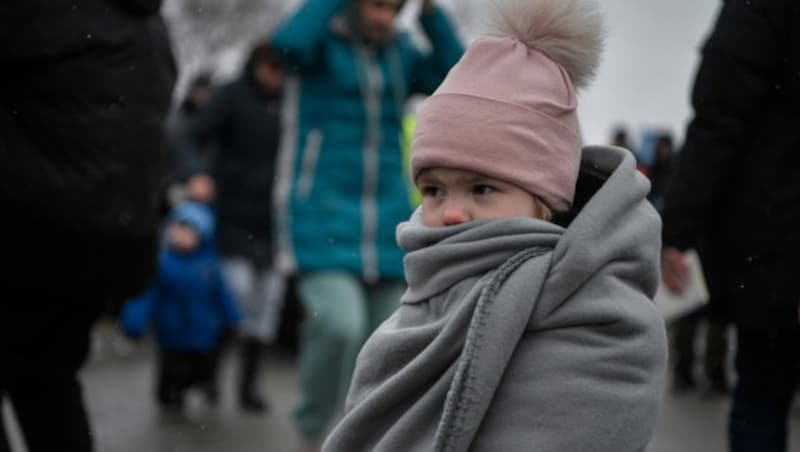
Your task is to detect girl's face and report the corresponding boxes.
[417,167,551,227]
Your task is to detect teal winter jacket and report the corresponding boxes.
[271,0,463,281]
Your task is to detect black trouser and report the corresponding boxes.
[672,308,728,382]
[0,296,100,452]
[0,402,8,452]
[157,350,219,406]
[239,338,264,400]
[729,327,800,452]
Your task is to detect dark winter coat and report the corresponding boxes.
[662,0,800,329]
[0,0,177,301]
[181,60,282,266]
[121,202,242,352]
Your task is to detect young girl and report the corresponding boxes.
[322,0,668,451]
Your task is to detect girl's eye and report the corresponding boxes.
[473,184,495,195]
[421,186,443,198]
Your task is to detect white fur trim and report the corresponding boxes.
[490,0,606,90]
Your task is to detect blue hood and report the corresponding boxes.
[170,202,215,245]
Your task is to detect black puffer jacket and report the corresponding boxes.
[662,0,800,329]
[0,0,176,301]
[181,49,282,267]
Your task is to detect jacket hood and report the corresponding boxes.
[170,202,215,244]
[242,44,283,97]
[546,145,661,304]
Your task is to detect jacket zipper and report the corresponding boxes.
[296,128,323,201]
[355,44,383,283]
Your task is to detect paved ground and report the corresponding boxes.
[5,324,800,452]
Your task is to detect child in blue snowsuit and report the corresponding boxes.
[121,201,241,410]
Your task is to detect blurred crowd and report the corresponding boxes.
[3,1,800,452]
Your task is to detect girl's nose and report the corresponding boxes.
[442,200,470,226]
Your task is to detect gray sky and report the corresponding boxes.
[578,0,720,149]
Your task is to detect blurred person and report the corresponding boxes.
[611,125,633,151]
[162,73,217,211]
[121,202,241,412]
[646,133,675,211]
[650,133,730,395]
[181,43,286,413]
[0,0,175,450]
[660,1,800,451]
[323,1,668,450]
[169,72,216,175]
[270,0,463,448]
[611,125,649,176]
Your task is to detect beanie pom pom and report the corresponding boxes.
[490,0,606,90]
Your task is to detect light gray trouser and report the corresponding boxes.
[222,258,287,344]
[293,271,404,439]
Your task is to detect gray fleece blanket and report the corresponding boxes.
[323,146,668,452]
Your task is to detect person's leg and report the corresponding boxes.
[0,394,9,452]
[704,317,729,393]
[0,375,9,452]
[254,268,288,344]
[239,337,267,412]
[156,353,172,406]
[157,351,186,411]
[7,371,93,452]
[223,258,258,338]
[366,279,405,332]
[173,353,199,410]
[198,347,221,406]
[180,351,219,405]
[239,268,288,412]
[671,311,700,390]
[729,327,800,452]
[199,346,222,407]
[294,272,368,443]
[4,307,97,452]
[222,259,268,411]
[0,405,9,452]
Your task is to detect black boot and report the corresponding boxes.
[239,339,268,413]
[157,353,186,413]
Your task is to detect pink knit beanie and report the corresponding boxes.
[411,0,605,212]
